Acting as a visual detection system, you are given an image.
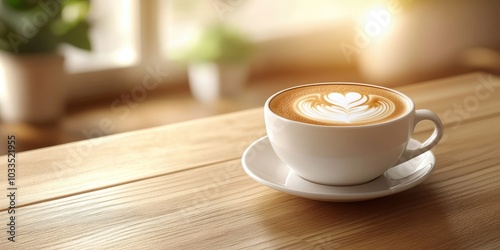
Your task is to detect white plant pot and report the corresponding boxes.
[188,62,249,103]
[0,53,66,123]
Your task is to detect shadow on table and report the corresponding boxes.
[254,183,454,249]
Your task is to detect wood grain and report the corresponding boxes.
[0,110,267,210]
[2,114,499,249]
[0,73,499,211]
[0,72,499,249]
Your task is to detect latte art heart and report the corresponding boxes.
[294,92,396,124]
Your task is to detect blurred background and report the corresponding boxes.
[1,0,499,154]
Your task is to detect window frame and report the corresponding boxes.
[66,0,186,102]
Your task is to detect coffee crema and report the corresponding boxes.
[269,84,411,126]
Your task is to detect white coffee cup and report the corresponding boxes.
[264,82,443,186]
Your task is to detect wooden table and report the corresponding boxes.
[1,72,500,249]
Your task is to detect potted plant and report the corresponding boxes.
[0,0,91,123]
[177,23,253,103]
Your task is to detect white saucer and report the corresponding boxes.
[241,136,436,202]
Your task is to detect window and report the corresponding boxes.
[66,0,396,99]
[64,0,163,100]
[160,0,388,58]
[62,0,139,73]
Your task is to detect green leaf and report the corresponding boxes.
[181,23,253,63]
[3,0,40,11]
[61,0,89,24]
[16,24,60,53]
[60,20,91,51]
[0,0,92,53]
[0,19,21,52]
[51,19,73,36]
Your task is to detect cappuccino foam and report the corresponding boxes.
[269,84,410,126]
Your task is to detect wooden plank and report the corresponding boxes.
[0,109,267,210]
[0,73,500,211]
[398,72,500,131]
[2,114,499,249]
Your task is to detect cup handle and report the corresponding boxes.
[394,109,444,165]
